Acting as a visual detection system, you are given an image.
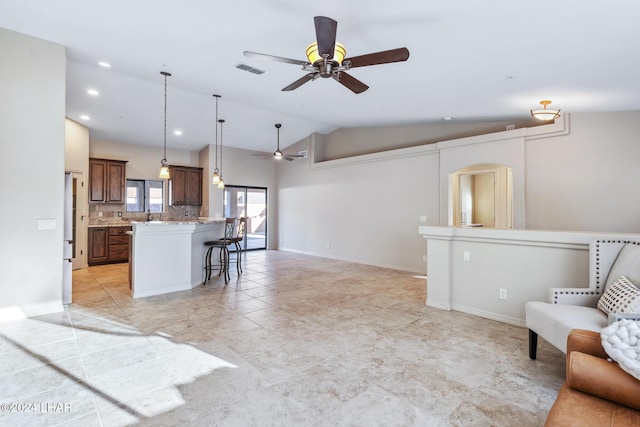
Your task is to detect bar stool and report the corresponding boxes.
[228,217,247,275]
[203,217,235,284]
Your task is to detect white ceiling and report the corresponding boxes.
[2,1,640,153]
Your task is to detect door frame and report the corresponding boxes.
[223,185,267,251]
[68,171,88,269]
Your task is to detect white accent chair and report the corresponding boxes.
[525,238,640,359]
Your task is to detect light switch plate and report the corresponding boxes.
[37,219,56,230]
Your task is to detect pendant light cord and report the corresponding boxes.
[213,95,221,171]
[219,119,225,174]
[161,71,171,165]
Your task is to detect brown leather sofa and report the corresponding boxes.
[545,329,640,426]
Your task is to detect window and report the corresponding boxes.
[126,179,164,213]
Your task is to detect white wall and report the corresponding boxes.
[65,119,89,173]
[278,136,441,272]
[525,112,640,232]
[0,28,66,321]
[277,112,640,274]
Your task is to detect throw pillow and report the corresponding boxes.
[597,276,640,315]
[601,318,640,380]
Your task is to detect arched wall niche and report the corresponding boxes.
[449,163,513,229]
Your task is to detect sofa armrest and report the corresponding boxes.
[550,287,599,306]
[567,351,640,411]
[567,329,608,359]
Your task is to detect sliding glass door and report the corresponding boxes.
[223,186,267,250]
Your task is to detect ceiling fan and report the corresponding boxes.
[243,16,409,94]
[253,123,305,161]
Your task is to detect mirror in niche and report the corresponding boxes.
[449,163,513,229]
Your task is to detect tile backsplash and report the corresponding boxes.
[88,203,203,225]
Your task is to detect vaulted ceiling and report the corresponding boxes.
[2,1,639,153]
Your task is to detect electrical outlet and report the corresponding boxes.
[499,288,507,300]
[326,243,331,249]
[98,211,103,217]
[422,254,427,262]
[420,215,427,223]
[117,212,122,217]
[463,251,471,261]
[184,211,189,216]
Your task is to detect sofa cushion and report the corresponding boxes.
[545,383,640,426]
[526,301,607,353]
[597,276,640,315]
[605,243,640,292]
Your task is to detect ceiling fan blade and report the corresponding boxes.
[314,16,337,59]
[333,72,369,94]
[243,51,308,66]
[252,153,273,157]
[344,47,410,68]
[283,156,296,161]
[282,72,317,91]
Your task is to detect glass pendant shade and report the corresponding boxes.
[306,42,346,64]
[212,170,220,184]
[159,164,170,179]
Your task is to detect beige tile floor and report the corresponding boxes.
[0,250,565,426]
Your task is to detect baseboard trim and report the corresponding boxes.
[450,303,525,327]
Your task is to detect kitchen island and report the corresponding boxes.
[129,219,225,298]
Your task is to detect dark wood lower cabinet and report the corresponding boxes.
[88,226,131,265]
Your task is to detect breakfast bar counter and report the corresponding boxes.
[129,219,225,298]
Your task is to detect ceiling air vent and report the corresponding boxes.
[236,63,266,75]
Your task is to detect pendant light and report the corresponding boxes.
[217,119,225,189]
[158,71,171,179]
[274,123,283,159]
[211,94,222,184]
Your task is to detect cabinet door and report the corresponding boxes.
[89,159,107,203]
[88,228,109,264]
[170,167,188,205]
[187,168,202,205]
[106,161,125,203]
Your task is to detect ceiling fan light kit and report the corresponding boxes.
[531,100,561,121]
[306,42,346,66]
[243,16,409,94]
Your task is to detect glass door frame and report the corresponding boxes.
[222,185,267,251]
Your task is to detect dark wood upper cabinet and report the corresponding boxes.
[89,158,127,204]
[169,166,202,206]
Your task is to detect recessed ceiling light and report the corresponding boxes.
[80,115,90,120]
[174,130,183,136]
[98,61,111,68]
[87,89,99,96]
[443,116,453,121]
